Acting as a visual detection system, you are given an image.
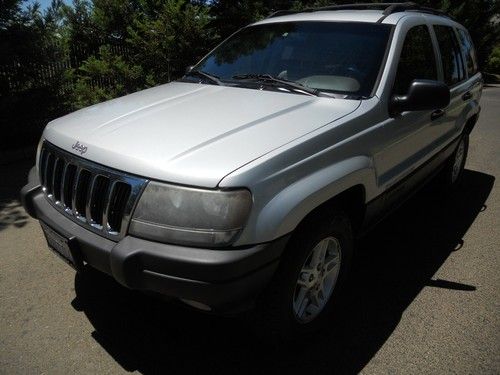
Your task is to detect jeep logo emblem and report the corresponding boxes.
[72,141,88,155]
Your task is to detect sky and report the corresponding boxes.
[38,0,55,9]
[26,0,70,11]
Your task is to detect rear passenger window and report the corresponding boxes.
[457,28,478,76]
[393,25,438,95]
[434,25,466,85]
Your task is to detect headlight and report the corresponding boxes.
[129,181,252,247]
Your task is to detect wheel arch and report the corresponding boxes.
[294,184,367,236]
[251,156,376,243]
[463,112,479,135]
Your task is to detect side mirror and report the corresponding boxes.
[390,80,450,116]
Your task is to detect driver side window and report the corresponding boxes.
[393,25,438,95]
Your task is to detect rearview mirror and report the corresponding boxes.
[390,80,450,116]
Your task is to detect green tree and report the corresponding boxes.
[0,0,67,149]
[418,0,500,69]
[211,0,499,70]
[127,0,215,82]
[65,0,217,109]
[210,1,266,39]
[62,0,100,62]
[486,45,500,73]
[68,45,144,108]
[4,0,500,136]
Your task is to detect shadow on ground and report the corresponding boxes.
[0,159,33,232]
[71,169,494,375]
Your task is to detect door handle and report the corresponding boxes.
[431,109,445,121]
[462,91,472,101]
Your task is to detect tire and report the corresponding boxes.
[255,211,353,341]
[436,134,469,190]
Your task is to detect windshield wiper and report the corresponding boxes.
[232,74,333,97]
[185,69,223,86]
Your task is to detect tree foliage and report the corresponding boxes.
[487,45,500,73]
[0,0,499,150]
[63,0,499,110]
[62,0,216,108]
[0,0,67,149]
[417,0,500,72]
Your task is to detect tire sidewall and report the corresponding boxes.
[259,212,353,338]
[435,134,469,191]
[451,135,469,185]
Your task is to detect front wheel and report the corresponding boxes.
[255,211,353,340]
[436,134,469,190]
[292,236,342,324]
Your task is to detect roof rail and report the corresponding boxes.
[381,2,452,19]
[267,2,453,20]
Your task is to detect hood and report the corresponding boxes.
[44,82,360,187]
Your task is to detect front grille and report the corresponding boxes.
[38,141,147,240]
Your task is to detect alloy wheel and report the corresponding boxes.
[292,236,342,323]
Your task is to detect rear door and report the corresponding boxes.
[455,27,483,113]
[430,24,469,144]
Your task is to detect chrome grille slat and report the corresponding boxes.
[108,182,131,235]
[62,164,77,209]
[71,167,82,215]
[75,170,91,220]
[39,148,48,187]
[52,158,64,203]
[38,141,147,241]
[44,151,50,188]
[50,157,58,197]
[60,161,69,206]
[102,181,117,232]
[90,176,110,228]
[45,153,55,196]
[85,174,98,223]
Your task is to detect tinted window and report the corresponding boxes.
[434,25,466,85]
[194,22,392,97]
[393,25,438,95]
[457,28,478,76]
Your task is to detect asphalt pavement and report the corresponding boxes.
[1,86,499,374]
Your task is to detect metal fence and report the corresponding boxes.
[0,42,131,92]
[0,43,130,152]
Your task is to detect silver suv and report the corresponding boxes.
[21,3,482,337]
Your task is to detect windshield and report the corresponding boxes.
[192,21,392,97]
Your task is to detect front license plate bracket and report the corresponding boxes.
[40,222,84,272]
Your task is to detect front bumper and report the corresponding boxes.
[21,167,289,312]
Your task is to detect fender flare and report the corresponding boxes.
[253,156,377,241]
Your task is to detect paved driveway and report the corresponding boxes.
[1,87,499,374]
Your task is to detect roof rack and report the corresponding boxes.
[267,2,453,21]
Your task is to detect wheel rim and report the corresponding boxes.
[293,237,342,324]
[452,139,465,183]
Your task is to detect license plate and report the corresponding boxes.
[40,222,76,268]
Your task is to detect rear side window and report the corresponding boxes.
[393,25,438,95]
[434,25,466,85]
[457,28,479,76]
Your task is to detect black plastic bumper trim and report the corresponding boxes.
[20,167,290,311]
